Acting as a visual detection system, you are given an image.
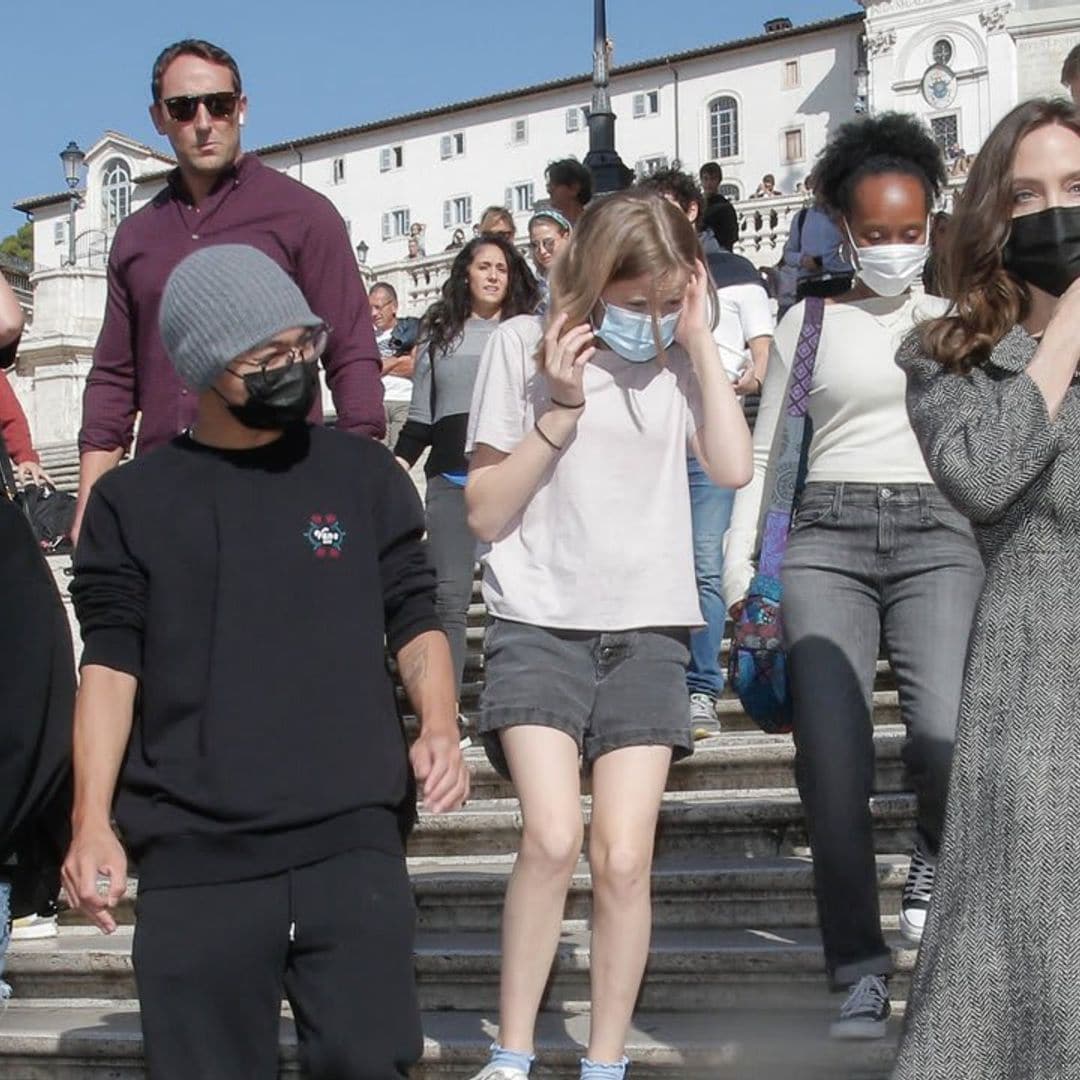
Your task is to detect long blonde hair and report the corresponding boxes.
[545,191,712,362]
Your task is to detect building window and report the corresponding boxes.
[783,59,800,89]
[511,118,528,145]
[635,154,669,179]
[782,128,805,164]
[709,96,740,160]
[381,207,411,241]
[440,132,466,159]
[53,220,66,246]
[504,182,535,214]
[930,114,960,155]
[565,106,589,133]
[101,157,131,231]
[379,145,404,172]
[719,182,742,202]
[632,90,660,119]
[443,195,473,228]
[332,157,346,184]
[932,38,954,67]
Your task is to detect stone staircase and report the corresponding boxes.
[1,577,911,1078]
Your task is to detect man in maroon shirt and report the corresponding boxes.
[73,38,384,540]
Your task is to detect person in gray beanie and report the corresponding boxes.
[62,243,468,1079]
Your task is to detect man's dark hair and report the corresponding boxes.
[420,236,540,358]
[1063,44,1080,86]
[370,282,398,304]
[634,167,704,221]
[699,162,723,182]
[813,111,946,217]
[151,39,242,103]
[545,159,592,206]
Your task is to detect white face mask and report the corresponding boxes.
[844,218,929,298]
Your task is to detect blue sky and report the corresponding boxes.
[4,0,858,239]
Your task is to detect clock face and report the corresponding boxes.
[922,64,958,108]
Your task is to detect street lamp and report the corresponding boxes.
[583,0,633,195]
[59,140,85,267]
[355,240,369,265]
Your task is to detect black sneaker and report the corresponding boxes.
[829,974,891,1040]
[900,841,936,945]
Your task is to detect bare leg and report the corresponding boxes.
[496,725,584,1054]
[586,745,672,1063]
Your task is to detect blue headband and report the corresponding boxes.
[528,208,572,232]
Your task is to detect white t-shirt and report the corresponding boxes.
[723,289,949,607]
[466,314,705,631]
[375,327,413,403]
[713,283,774,379]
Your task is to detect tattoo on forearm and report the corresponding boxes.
[400,644,429,691]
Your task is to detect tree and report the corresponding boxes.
[0,223,33,264]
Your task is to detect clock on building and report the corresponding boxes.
[922,63,958,109]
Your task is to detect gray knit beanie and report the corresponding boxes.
[159,244,324,389]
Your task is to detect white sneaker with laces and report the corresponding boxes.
[466,1067,529,1080]
[899,841,936,945]
[690,692,721,740]
[829,974,891,1040]
[9,913,58,940]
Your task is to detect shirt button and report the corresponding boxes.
[181,388,189,396]
[192,234,200,240]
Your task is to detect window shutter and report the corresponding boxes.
[633,93,645,119]
[648,91,659,114]
[381,213,391,241]
[443,201,451,228]
[380,148,391,172]
[440,135,452,159]
[394,146,403,168]
[504,187,513,210]
[402,209,411,235]
[464,196,473,223]
[566,108,578,133]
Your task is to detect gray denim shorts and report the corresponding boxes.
[478,617,694,779]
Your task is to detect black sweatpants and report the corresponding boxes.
[132,847,422,1079]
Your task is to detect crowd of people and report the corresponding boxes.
[6,30,1080,1080]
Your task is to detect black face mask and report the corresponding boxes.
[1003,206,1080,298]
[224,360,319,430]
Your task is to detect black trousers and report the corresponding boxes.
[132,847,423,1079]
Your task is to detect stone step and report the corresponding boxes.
[5,925,916,1013]
[0,1001,899,1078]
[464,726,909,800]
[410,788,916,859]
[58,853,911,934]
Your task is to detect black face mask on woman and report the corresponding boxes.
[224,360,319,430]
[1003,206,1080,297]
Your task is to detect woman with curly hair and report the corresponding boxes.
[395,236,539,692]
[894,98,1080,1079]
[724,112,984,1039]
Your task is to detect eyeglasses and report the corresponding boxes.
[529,238,559,254]
[162,92,240,123]
[231,325,330,376]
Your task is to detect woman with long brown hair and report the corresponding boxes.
[462,192,751,1080]
[894,98,1080,1077]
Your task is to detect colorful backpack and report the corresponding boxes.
[727,297,824,734]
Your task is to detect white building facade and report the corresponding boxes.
[9,2,1080,461]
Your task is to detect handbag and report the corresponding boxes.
[727,296,825,734]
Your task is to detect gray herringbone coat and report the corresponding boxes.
[893,326,1080,1079]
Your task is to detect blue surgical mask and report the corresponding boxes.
[594,301,681,363]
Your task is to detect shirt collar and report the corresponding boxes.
[168,152,260,204]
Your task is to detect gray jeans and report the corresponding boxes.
[780,482,984,987]
[424,475,475,694]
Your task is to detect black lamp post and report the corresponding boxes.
[583,0,633,195]
[59,140,85,267]
[854,37,870,115]
[355,240,369,265]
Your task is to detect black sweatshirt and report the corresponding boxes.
[71,424,441,890]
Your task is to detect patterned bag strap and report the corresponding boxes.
[757,297,825,578]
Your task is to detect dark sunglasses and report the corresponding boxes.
[162,92,240,123]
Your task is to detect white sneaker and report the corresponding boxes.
[829,974,891,1040]
[899,841,936,945]
[690,692,721,740]
[466,1067,529,1080]
[458,713,473,750]
[10,913,58,940]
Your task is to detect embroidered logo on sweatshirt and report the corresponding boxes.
[304,514,346,559]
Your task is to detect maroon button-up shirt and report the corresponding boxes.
[80,154,385,455]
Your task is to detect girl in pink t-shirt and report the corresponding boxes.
[463,193,752,1080]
